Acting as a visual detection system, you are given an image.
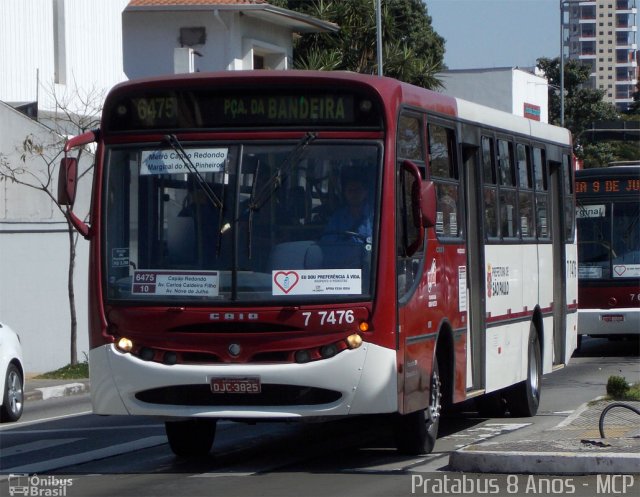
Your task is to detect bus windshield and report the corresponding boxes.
[104,139,381,304]
[577,199,640,280]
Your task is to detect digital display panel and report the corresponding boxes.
[105,89,382,132]
[575,177,640,194]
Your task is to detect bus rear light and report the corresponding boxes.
[346,333,363,349]
[116,337,133,353]
[358,321,370,332]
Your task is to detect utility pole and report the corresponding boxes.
[376,0,383,76]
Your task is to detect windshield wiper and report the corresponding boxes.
[164,134,224,210]
[244,132,317,259]
[247,132,317,213]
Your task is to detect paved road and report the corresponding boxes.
[0,337,637,497]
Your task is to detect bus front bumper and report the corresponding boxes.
[578,308,640,337]
[89,342,398,419]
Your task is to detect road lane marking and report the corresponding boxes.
[1,436,167,474]
[1,438,84,457]
[0,411,93,431]
[0,424,165,435]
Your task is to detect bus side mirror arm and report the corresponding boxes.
[66,209,91,239]
[401,160,436,228]
[59,130,97,240]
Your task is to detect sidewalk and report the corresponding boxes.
[24,374,90,402]
[22,377,639,474]
[449,399,640,474]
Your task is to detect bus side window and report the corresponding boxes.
[497,139,518,239]
[397,113,426,300]
[397,114,424,161]
[481,136,499,239]
[517,144,535,239]
[533,147,549,239]
[429,123,460,238]
[563,154,575,242]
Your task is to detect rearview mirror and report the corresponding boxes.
[57,157,78,206]
[401,160,436,228]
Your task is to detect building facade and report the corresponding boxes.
[0,0,335,372]
[436,68,550,123]
[563,0,638,111]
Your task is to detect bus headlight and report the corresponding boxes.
[346,334,363,349]
[116,337,133,353]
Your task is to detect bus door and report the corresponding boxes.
[549,159,567,366]
[461,141,485,392]
[396,112,435,414]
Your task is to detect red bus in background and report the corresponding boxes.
[576,164,640,346]
[60,71,577,457]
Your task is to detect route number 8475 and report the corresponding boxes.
[302,310,355,327]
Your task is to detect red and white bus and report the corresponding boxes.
[60,71,577,456]
[576,164,640,345]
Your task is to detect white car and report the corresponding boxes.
[0,322,24,422]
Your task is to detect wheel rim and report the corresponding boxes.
[529,341,540,400]
[7,370,23,416]
[428,368,442,425]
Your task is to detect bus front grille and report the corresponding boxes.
[135,384,341,406]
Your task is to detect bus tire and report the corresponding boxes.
[165,418,217,457]
[394,358,441,455]
[505,325,541,417]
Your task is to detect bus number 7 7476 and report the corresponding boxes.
[303,310,356,327]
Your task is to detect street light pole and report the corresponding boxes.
[376,0,383,76]
[560,0,566,127]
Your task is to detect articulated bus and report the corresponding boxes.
[576,164,640,345]
[60,71,577,456]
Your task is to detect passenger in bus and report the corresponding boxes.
[320,170,373,269]
[322,172,373,244]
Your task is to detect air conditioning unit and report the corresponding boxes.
[174,47,195,74]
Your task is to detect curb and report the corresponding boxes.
[449,441,640,474]
[24,381,90,402]
[448,398,640,475]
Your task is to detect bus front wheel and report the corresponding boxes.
[394,359,441,455]
[165,418,217,457]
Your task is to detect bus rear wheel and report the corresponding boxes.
[165,418,217,457]
[394,359,441,455]
[505,325,541,417]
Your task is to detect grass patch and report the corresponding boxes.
[606,375,640,401]
[35,361,89,380]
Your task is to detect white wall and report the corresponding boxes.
[437,68,549,123]
[512,69,549,123]
[0,0,128,114]
[438,68,514,114]
[0,103,92,373]
[122,9,292,77]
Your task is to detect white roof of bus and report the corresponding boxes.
[454,97,571,147]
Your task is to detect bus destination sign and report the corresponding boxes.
[576,177,640,194]
[221,95,352,123]
[106,89,381,131]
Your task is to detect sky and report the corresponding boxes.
[426,0,561,70]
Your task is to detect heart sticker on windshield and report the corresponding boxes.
[613,265,627,276]
[274,271,300,294]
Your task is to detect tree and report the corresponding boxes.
[537,57,624,168]
[274,0,445,89]
[0,82,100,365]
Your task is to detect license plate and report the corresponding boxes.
[210,377,261,394]
[602,314,624,323]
